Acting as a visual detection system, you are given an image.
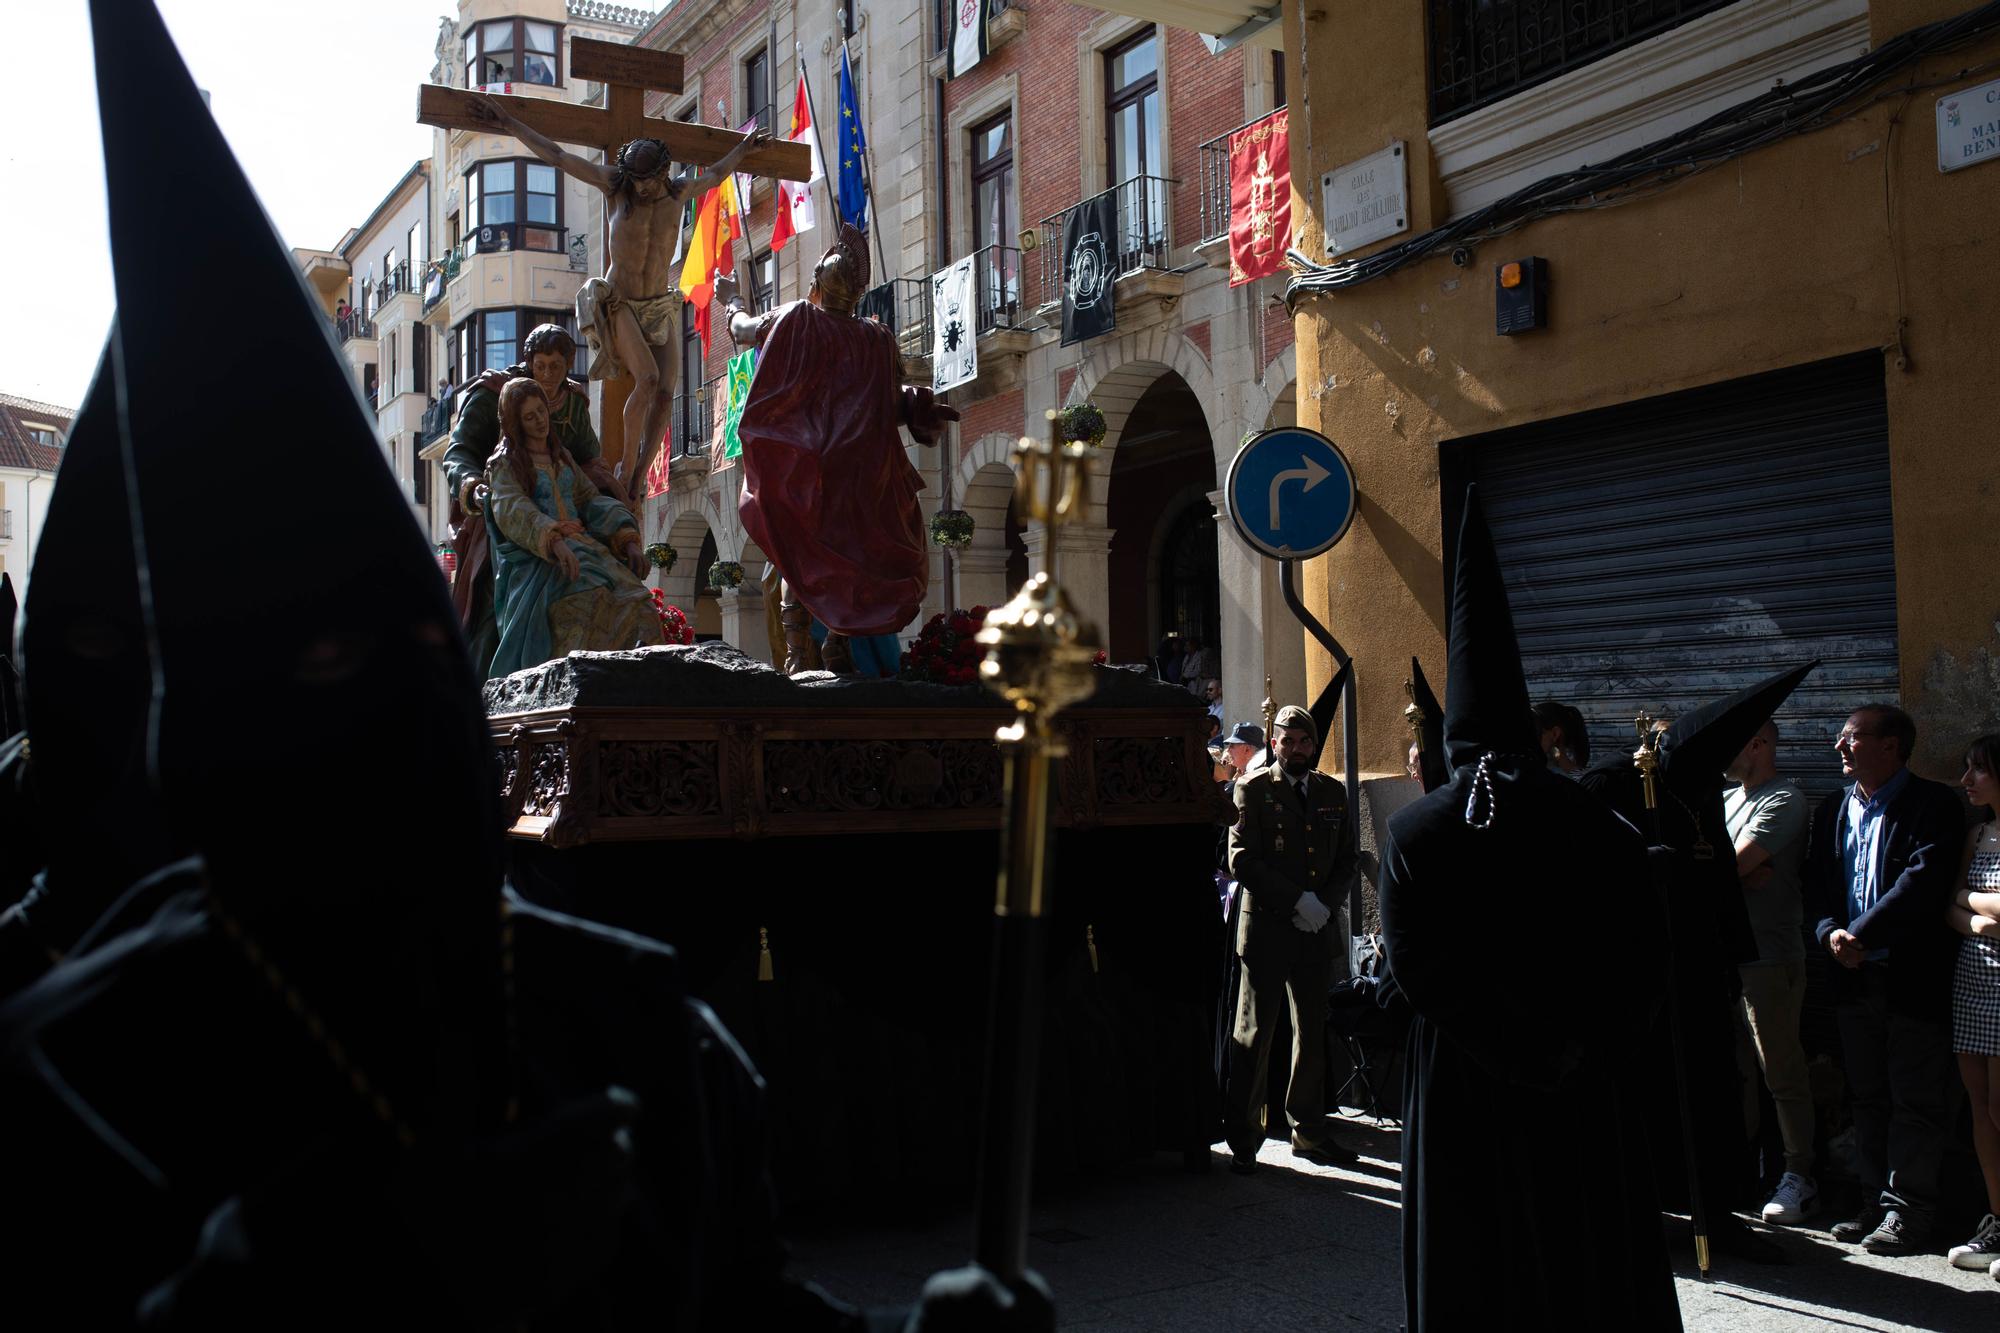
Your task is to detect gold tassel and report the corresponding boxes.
[757,926,774,982]
[1086,923,1099,974]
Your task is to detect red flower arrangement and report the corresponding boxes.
[899,605,992,686]
[647,587,695,645]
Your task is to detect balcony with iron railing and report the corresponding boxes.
[1197,123,1239,247]
[336,310,376,343]
[967,243,1027,338]
[421,257,453,314]
[1193,107,1293,277]
[930,0,1026,60]
[669,373,725,463]
[867,243,1035,390]
[418,392,454,447]
[1036,174,1184,322]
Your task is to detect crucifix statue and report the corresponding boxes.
[418,40,811,503]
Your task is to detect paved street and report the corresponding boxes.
[788,1120,2000,1331]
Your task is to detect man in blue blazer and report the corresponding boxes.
[1805,703,1967,1254]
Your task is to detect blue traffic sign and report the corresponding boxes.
[1223,427,1358,560]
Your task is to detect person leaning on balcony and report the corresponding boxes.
[443,324,618,679]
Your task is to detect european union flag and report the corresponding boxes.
[835,45,868,231]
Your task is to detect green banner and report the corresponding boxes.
[721,346,756,459]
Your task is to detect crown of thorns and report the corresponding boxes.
[613,138,672,182]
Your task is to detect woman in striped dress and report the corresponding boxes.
[1945,734,2000,1280]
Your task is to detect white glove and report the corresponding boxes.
[1293,891,1331,933]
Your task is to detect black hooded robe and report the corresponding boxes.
[1381,762,1682,1331]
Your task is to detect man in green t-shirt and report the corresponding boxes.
[1724,719,1815,1226]
[443,324,618,677]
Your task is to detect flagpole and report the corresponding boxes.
[831,26,892,286]
[794,45,838,258]
[714,97,750,321]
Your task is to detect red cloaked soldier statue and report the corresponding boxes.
[726,224,959,675]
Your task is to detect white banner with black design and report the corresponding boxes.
[949,0,988,79]
[931,256,978,393]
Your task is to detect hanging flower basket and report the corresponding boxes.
[707,560,745,592]
[929,509,976,549]
[644,542,677,571]
[1058,401,1107,448]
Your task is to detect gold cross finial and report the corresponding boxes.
[1013,410,1091,534]
[1632,710,1664,811]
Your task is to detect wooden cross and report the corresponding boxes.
[416,38,812,472]
[416,39,810,185]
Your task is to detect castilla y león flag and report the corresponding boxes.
[1228,107,1292,288]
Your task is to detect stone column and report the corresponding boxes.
[1022,522,1114,642]
[955,544,1012,611]
[1211,486,1262,731]
[717,582,766,656]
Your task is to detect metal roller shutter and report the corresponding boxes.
[1441,351,1895,808]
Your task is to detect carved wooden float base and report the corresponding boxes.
[485,643,1223,847]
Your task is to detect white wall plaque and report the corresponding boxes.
[1320,142,1408,257]
[1937,76,2000,174]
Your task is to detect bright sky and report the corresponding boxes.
[3,2,446,408]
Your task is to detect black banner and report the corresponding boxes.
[857,280,897,332]
[1060,189,1117,347]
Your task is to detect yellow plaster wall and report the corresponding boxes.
[1288,1,2000,778]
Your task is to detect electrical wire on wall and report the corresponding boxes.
[1284,0,2000,312]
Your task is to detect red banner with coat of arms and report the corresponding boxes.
[1227,107,1292,288]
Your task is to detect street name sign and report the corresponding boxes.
[1937,76,2000,173]
[1320,142,1407,256]
[1224,427,1357,561]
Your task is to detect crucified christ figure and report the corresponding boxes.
[470,93,767,505]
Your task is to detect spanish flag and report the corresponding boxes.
[678,176,744,354]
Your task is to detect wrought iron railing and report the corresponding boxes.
[336,311,376,343]
[1197,107,1291,246]
[1035,174,1176,311]
[1428,0,1736,124]
[419,394,454,445]
[968,243,1024,335]
[362,261,416,317]
[670,374,725,459]
[859,277,932,359]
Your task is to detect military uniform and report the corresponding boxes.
[1224,763,1356,1159]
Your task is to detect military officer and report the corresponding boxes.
[1224,704,1361,1173]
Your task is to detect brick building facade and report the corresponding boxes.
[635,0,1311,718]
